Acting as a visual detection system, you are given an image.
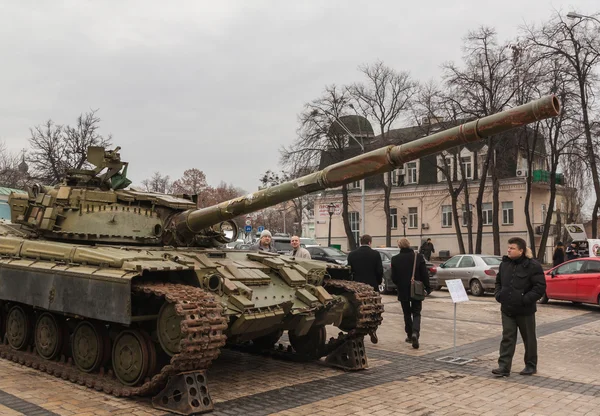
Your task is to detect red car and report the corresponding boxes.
[540,258,600,305]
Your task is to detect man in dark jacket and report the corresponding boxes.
[493,237,546,377]
[419,238,435,261]
[347,234,383,291]
[391,238,431,349]
[565,241,580,261]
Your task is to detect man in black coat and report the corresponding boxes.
[391,238,430,349]
[419,238,435,261]
[493,237,546,377]
[347,234,383,292]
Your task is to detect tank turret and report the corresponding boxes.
[9,96,559,248]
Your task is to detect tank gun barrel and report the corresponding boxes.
[175,95,560,239]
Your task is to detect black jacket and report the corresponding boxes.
[420,242,435,255]
[391,248,430,302]
[552,248,564,267]
[494,255,546,316]
[347,245,383,290]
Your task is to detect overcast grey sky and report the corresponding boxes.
[0,0,597,193]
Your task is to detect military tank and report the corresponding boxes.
[0,95,559,414]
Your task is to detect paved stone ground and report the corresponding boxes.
[0,290,599,416]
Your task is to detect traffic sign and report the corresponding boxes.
[245,219,251,226]
[244,225,252,233]
[257,226,265,232]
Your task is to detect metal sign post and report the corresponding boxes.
[436,279,474,365]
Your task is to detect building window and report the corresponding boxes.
[561,201,564,212]
[390,169,403,186]
[461,156,473,179]
[442,205,452,227]
[390,208,398,229]
[350,180,361,189]
[349,211,360,245]
[406,162,418,184]
[408,207,418,228]
[502,201,514,225]
[482,203,493,225]
[438,155,453,182]
[462,204,473,227]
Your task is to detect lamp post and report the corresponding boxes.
[567,11,600,24]
[312,108,366,236]
[401,215,407,238]
[327,203,336,247]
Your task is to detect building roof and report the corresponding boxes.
[0,187,24,196]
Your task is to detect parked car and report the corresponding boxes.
[540,257,600,305]
[436,254,502,296]
[271,235,292,254]
[373,248,438,294]
[233,242,252,250]
[299,237,320,247]
[305,246,348,265]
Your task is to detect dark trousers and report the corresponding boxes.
[400,300,422,337]
[498,312,538,371]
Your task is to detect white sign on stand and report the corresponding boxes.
[446,279,469,303]
[436,279,474,366]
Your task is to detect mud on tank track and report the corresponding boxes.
[0,282,227,398]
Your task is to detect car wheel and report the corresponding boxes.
[469,279,484,297]
[539,293,549,304]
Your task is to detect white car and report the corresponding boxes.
[436,254,502,296]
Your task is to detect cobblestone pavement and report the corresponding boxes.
[1,290,599,415]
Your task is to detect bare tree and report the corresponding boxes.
[282,85,360,250]
[444,27,518,254]
[141,172,171,193]
[523,12,600,237]
[349,61,418,247]
[0,143,30,189]
[28,110,112,184]
[171,169,209,196]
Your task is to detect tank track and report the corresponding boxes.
[321,279,384,354]
[0,282,227,398]
[231,279,383,360]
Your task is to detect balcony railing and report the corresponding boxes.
[532,170,564,185]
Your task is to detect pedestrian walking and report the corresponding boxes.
[419,238,435,261]
[346,234,383,292]
[552,241,565,267]
[391,238,431,349]
[346,234,383,344]
[492,237,546,377]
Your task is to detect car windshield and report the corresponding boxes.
[322,247,346,257]
[482,256,502,265]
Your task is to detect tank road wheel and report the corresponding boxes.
[157,303,182,357]
[6,305,31,350]
[35,312,64,360]
[112,329,150,386]
[72,321,109,373]
[289,325,327,359]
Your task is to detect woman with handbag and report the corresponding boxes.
[391,238,431,349]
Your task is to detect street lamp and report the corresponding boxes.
[327,203,336,247]
[401,215,407,238]
[312,108,366,236]
[567,11,600,24]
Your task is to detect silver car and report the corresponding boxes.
[436,254,502,296]
[373,247,438,294]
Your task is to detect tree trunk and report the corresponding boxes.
[537,172,557,263]
[384,172,392,247]
[491,158,501,256]
[475,140,492,254]
[450,190,465,254]
[578,79,600,238]
[341,185,357,250]
[464,178,473,253]
[593,202,599,241]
